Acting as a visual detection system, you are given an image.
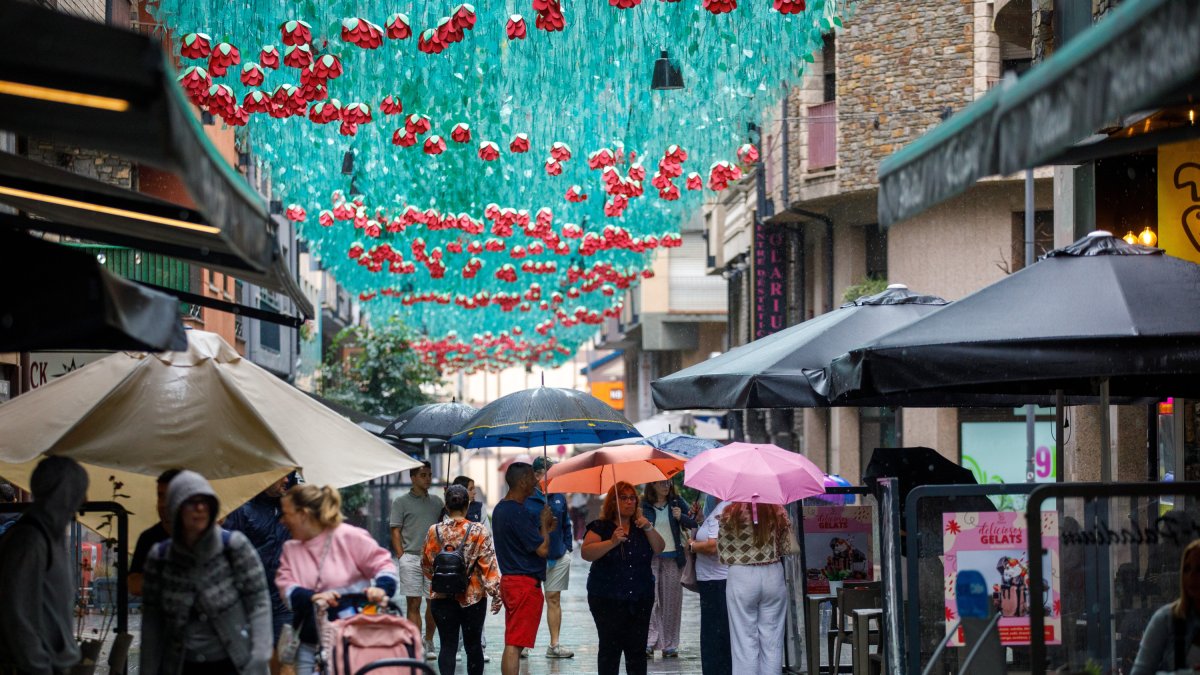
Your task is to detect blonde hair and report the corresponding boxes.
[1174,539,1200,619]
[286,484,343,529]
[600,481,638,525]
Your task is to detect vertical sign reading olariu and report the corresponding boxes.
[753,219,787,339]
[1158,139,1200,265]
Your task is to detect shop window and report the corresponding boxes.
[822,35,836,103]
[864,223,887,280]
[260,297,280,352]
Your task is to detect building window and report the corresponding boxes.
[864,223,887,280]
[822,35,836,103]
[260,297,280,352]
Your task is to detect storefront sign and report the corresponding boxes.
[753,220,787,339]
[801,504,874,594]
[1158,139,1200,265]
[21,351,108,393]
[943,511,1061,647]
[961,421,1056,510]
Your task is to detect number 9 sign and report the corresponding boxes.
[1035,445,1054,480]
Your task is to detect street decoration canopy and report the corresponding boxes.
[147,0,848,371]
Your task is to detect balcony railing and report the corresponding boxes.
[807,100,837,171]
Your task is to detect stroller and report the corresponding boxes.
[314,593,436,675]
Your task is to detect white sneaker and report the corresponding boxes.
[546,644,575,659]
[483,652,491,663]
[423,638,438,660]
[520,647,530,659]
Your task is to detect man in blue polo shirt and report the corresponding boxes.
[527,457,575,659]
[492,462,555,675]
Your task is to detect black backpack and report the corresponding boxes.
[431,523,476,595]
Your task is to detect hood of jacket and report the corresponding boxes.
[166,470,222,561]
[27,456,89,534]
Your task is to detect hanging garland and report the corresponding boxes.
[151,0,850,371]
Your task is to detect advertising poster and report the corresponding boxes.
[802,505,874,594]
[943,511,1061,647]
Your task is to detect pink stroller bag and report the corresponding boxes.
[317,600,424,675]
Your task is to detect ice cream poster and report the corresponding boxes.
[802,505,874,594]
[943,511,1060,646]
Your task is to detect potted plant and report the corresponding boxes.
[826,568,852,595]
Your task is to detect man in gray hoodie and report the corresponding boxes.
[0,456,89,675]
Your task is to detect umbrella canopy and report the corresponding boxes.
[829,232,1200,401]
[545,445,686,495]
[384,401,479,442]
[643,432,723,459]
[1,230,188,352]
[449,386,641,449]
[0,330,420,534]
[684,442,825,505]
[651,285,948,410]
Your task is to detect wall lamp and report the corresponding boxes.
[0,79,130,112]
[0,185,220,234]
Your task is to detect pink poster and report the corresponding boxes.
[802,505,874,594]
[942,511,1061,646]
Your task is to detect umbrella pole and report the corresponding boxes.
[1100,378,1112,483]
[1056,390,1065,483]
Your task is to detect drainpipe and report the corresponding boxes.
[781,96,790,208]
[786,206,835,313]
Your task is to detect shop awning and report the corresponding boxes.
[878,0,1200,227]
[0,1,312,319]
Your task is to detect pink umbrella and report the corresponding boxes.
[684,442,825,517]
[545,445,686,494]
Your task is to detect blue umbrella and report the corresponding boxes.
[448,386,641,449]
[643,432,722,459]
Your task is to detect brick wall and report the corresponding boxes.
[25,141,135,190]
[836,0,976,193]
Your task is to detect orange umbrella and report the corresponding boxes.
[545,445,687,494]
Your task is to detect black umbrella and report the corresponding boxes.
[384,401,479,442]
[862,446,995,538]
[651,285,949,409]
[0,230,187,352]
[829,232,1200,402]
[448,386,640,449]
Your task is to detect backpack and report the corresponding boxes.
[430,523,476,595]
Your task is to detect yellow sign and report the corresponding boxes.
[590,381,625,411]
[1157,139,1200,264]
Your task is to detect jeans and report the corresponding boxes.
[697,579,733,675]
[588,594,654,675]
[296,643,318,674]
[431,598,486,675]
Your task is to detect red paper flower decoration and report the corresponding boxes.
[393,129,419,147]
[658,184,681,201]
[312,54,343,81]
[259,45,280,69]
[663,144,688,164]
[285,204,307,222]
[380,95,403,115]
[609,0,641,8]
[627,162,646,181]
[685,172,703,191]
[281,20,313,46]
[206,84,236,115]
[177,66,211,104]
[533,0,566,32]
[283,44,313,68]
[450,123,471,143]
[424,135,447,155]
[478,141,500,161]
[180,33,212,59]
[773,0,805,13]
[342,18,385,48]
[550,142,572,162]
[565,186,588,202]
[510,133,530,153]
[207,43,240,77]
[339,120,358,136]
[453,4,477,29]
[341,102,372,125]
[588,148,616,169]
[222,106,249,126]
[308,100,342,123]
[405,114,432,135]
[506,15,527,39]
[242,90,271,113]
[703,0,737,13]
[387,13,412,39]
[319,210,334,227]
[545,159,563,176]
[738,143,760,164]
[658,159,683,179]
[240,62,264,86]
[708,161,743,191]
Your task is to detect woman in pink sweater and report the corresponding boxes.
[276,485,398,673]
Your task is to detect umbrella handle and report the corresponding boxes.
[751,498,758,525]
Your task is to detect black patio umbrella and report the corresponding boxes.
[829,232,1200,402]
[651,285,949,410]
[862,446,995,539]
[0,230,187,352]
[448,386,641,450]
[383,401,479,442]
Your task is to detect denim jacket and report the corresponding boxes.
[641,495,698,568]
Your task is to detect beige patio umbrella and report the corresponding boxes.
[0,330,420,535]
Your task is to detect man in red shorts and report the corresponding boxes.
[491,462,555,675]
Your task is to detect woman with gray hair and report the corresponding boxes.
[140,470,272,675]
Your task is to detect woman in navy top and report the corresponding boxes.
[582,481,665,675]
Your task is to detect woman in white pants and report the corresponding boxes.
[717,502,796,674]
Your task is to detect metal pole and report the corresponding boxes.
[1056,390,1065,482]
[878,477,904,674]
[1100,379,1111,483]
[1025,169,1037,484]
